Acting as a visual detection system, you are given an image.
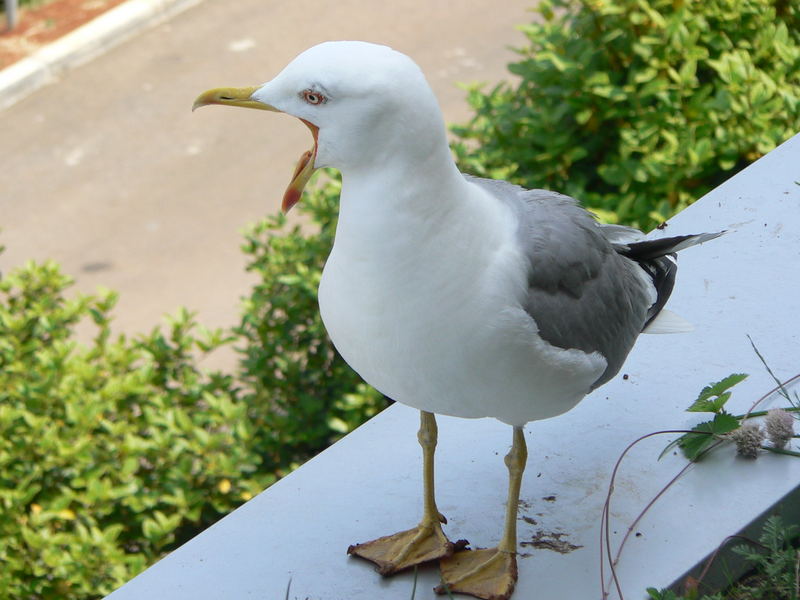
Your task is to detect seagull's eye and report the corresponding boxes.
[301,89,326,105]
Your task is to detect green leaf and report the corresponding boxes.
[688,373,748,413]
[678,413,741,462]
[679,59,697,84]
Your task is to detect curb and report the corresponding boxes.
[0,0,204,111]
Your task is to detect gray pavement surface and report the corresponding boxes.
[0,0,531,368]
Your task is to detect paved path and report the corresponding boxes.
[0,0,531,365]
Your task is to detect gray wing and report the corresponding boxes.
[467,176,652,388]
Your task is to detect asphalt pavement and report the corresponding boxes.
[0,0,532,367]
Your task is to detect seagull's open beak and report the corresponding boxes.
[193,86,319,213]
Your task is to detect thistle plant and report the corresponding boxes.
[729,422,766,459]
[765,409,795,450]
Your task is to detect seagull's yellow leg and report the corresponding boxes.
[436,426,527,600]
[348,411,461,575]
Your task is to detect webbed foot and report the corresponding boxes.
[436,547,517,600]
[348,518,466,575]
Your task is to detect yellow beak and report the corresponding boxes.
[192,86,318,213]
[192,86,277,112]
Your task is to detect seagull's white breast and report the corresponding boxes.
[318,180,606,426]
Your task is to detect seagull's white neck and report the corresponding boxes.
[327,147,518,307]
[343,144,463,209]
[333,149,469,259]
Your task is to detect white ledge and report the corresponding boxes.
[107,132,800,600]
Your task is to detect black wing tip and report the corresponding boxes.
[622,229,725,261]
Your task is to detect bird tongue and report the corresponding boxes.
[282,119,319,213]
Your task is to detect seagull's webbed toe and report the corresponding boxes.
[347,518,465,575]
[436,547,517,600]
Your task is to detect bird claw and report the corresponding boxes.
[436,547,517,600]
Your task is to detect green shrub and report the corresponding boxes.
[727,515,800,599]
[452,0,800,228]
[0,264,266,599]
[0,177,385,600]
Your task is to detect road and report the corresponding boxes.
[0,0,532,366]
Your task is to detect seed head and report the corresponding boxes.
[730,422,765,459]
[765,409,795,449]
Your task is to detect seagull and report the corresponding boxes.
[194,41,720,600]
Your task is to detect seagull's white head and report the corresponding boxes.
[193,41,448,211]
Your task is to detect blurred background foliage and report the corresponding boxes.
[453,0,800,229]
[2,0,800,598]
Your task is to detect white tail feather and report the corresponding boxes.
[643,308,694,334]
